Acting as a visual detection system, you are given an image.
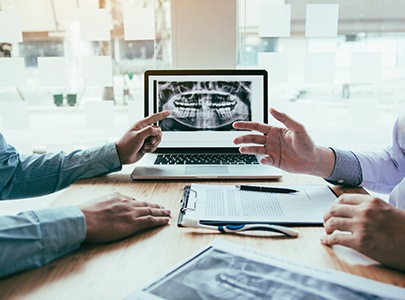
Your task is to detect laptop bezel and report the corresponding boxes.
[144,69,268,154]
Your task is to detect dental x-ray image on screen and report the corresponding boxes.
[158,81,252,131]
[130,69,284,180]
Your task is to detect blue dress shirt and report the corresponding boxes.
[0,133,122,278]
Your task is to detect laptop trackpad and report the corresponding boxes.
[185,166,229,175]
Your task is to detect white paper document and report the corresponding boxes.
[179,184,337,225]
[126,239,405,300]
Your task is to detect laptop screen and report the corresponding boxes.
[144,69,268,149]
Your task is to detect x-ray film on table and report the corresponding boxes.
[126,239,405,300]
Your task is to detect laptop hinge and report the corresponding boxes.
[154,148,241,154]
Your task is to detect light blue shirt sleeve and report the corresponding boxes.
[0,205,86,279]
[0,132,122,199]
[0,132,122,278]
[325,119,405,195]
[353,119,405,194]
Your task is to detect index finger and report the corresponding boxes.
[232,121,271,134]
[323,194,365,222]
[335,194,367,205]
[323,203,355,223]
[138,111,170,128]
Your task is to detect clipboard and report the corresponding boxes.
[177,185,193,227]
[177,184,338,226]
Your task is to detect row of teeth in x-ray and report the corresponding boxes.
[174,107,234,119]
[174,100,236,108]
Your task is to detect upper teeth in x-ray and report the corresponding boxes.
[159,81,251,130]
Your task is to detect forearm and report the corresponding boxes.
[0,143,122,199]
[0,205,86,278]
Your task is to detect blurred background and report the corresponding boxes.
[0,0,404,154]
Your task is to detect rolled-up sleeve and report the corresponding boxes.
[0,205,85,278]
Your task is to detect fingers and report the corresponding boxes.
[320,232,355,249]
[129,200,171,217]
[135,125,162,142]
[132,200,164,208]
[132,201,170,212]
[321,194,363,248]
[134,206,171,218]
[234,148,276,166]
[335,194,367,205]
[232,121,271,134]
[134,215,171,231]
[142,129,162,152]
[148,130,160,145]
[238,145,268,155]
[269,108,304,132]
[128,202,171,232]
[142,141,159,153]
[260,156,275,165]
[136,111,170,129]
[323,194,366,222]
[321,202,357,247]
[233,134,266,145]
[323,216,353,234]
[323,202,357,222]
[81,193,172,243]
[233,108,303,135]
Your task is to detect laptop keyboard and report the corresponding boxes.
[154,154,259,165]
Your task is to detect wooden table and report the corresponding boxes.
[1,169,405,299]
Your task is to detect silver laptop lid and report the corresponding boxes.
[144,69,268,153]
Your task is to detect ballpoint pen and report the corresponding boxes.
[181,216,299,237]
[236,185,299,194]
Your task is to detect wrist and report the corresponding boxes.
[114,141,125,165]
[312,146,335,178]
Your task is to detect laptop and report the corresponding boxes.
[130,69,283,180]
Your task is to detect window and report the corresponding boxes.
[0,0,402,153]
[239,0,405,151]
